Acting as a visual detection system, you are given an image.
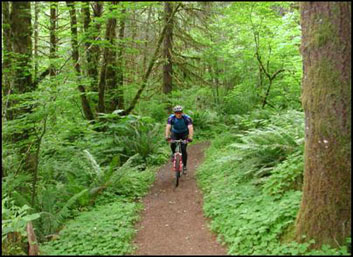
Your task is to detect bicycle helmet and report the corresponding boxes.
[173,105,183,112]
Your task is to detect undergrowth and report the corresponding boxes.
[39,167,156,255]
[196,109,350,255]
[40,198,142,255]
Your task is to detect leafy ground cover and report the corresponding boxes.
[196,109,350,255]
[40,168,156,255]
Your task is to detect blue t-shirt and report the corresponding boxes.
[167,114,193,134]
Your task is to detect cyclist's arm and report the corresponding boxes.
[188,125,193,140]
[165,124,172,138]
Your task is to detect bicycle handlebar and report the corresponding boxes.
[169,139,188,144]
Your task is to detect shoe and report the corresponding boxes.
[182,166,187,175]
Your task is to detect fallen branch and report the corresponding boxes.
[26,222,39,255]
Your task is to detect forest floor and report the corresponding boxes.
[132,141,227,255]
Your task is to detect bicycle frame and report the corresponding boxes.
[170,139,188,187]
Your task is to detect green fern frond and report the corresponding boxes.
[56,189,89,222]
[83,150,102,177]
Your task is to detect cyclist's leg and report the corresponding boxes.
[181,133,188,167]
[170,132,177,154]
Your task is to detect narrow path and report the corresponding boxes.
[132,142,227,255]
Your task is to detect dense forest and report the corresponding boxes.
[2,1,351,255]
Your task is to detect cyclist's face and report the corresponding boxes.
[175,112,182,118]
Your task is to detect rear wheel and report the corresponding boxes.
[175,155,181,187]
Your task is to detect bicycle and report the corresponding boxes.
[169,139,188,187]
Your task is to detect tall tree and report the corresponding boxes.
[296,2,351,248]
[66,1,95,121]
[97,2,118,113]
[163,2,174,95]
[10,2,33,94]
[97,2,125,113]
[7,1,40,205]
[116,6,126,110]
[34,2,40,80]
[82,2,101,92]
[2,1,12,118]
[49,2,58,76]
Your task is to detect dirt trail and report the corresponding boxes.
[132,141,227,255]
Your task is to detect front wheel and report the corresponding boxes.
[175,171,180,187]
[175,154,181,187]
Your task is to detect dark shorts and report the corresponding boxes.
[171,131,188,140]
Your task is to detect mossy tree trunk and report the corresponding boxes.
[67,1,95,121]
[49,2,57,76]
[116,6,126,110]
[98,1,124,114]
[2,1,12,119]
[296,2,351,248]
[163,2,174,95]
[34,2,40,80]
[83,2,103,98]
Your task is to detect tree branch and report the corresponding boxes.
[121,3,182,116]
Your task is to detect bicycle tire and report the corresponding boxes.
[175,171,180,187]
[175,154,181,187]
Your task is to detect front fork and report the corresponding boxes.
[173,152,183,172]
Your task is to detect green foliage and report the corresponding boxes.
[262,150,304,196]
[225,110,304,182]
[195,109,349,255]
[40,199,142,255]
[106,167,155,199]
[110,115,166,165]
[2,1,347,256]
[2,195,41,255]
[221,83,260,115]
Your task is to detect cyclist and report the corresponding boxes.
[165,105,194,174]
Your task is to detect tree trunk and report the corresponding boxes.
[98,2,118,113]
[163,2,174,94]
[91,2,103,94]
[143,6,152,72]
[116,6,126,110]
[34,2,39,80]
[83,2,100,92]
[7,1,40,190]
[67,1,95,121]
[2,2,12,120]
[10,2,33,93]
[296,2,351,248]
[49,2,57,77]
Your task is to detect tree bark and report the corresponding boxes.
[6,1,40,192]
[97,2,118,113]
[49,2,57,76]
[116,6,126,110]
[97,2,125,113]
[10,2,33,93]
[34,2,39,80]
[296,2,351,248]
[163,2,174,94]
[143,6,152,72]
[26,222,39,255]
[2,2,12,120]
[83,2,101,91]
[67,1,95,121]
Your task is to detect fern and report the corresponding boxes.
[56,189,89,221]
[83,150,102,177]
